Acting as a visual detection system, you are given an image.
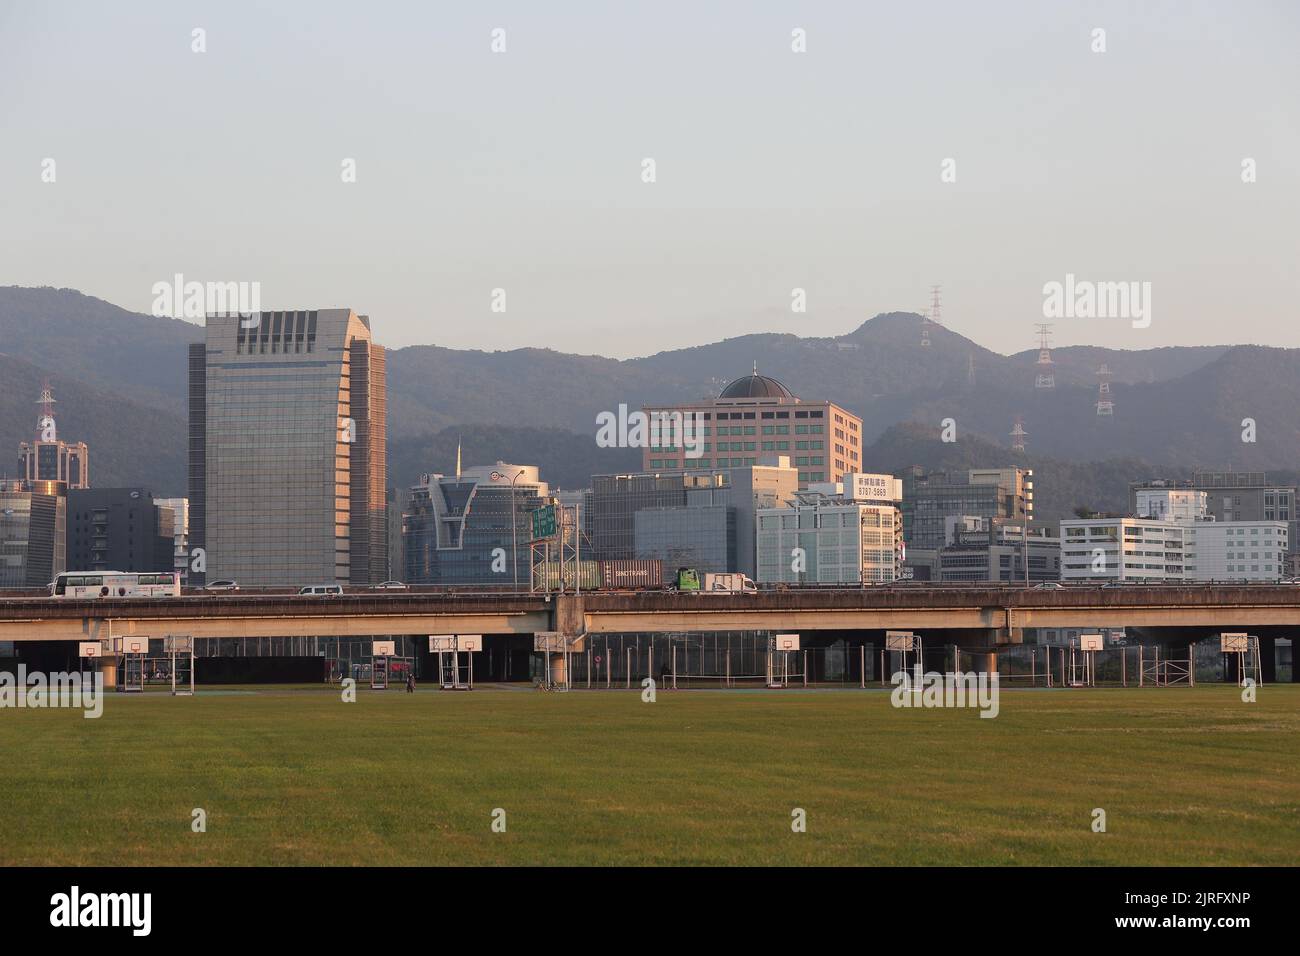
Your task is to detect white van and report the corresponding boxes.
[298,585,344,597]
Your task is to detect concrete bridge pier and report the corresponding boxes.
[548,653,568,687]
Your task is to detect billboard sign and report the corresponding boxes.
[846,473,902,503]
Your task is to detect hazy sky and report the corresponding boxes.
[2,0,1297,358]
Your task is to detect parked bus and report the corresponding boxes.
[50,571,182,598]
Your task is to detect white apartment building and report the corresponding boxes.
[1062,488,1289,582]
[757,479,902,584]
[1183,521,1288,580]
[1060,518,1186,581]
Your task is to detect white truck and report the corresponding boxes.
[703,572,758,594]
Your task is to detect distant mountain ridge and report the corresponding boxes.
[1,286,1296,505]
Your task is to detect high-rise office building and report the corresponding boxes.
[188,310,387,586]
[17,383,89,489]
[630,459,799,578]
[588,459,799,577]
[900,467,1033,550]
[403,463,547,586]
[0,479,66,588]
[640,370,863,487]
[66,488,175,573]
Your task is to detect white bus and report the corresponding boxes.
[50,571,182,599]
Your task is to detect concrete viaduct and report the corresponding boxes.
[2,585,1300,646]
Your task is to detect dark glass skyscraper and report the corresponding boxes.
[0,479,66,588]
[188,309,387,586]
[66,488,175,573]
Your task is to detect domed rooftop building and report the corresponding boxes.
[637,363,863,488]
[716,370,796,403]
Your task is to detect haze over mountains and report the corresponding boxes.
[2,286,1296,525]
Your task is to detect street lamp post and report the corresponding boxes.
[508,469,525,590]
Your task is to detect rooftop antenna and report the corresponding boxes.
[456,436,463,478]
[1095,364,1114,416]
[1034,323,1055,389]
[35,380,57,442]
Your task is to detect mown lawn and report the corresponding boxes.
[0,684,1295,865]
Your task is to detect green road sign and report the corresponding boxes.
[532,504,557,540]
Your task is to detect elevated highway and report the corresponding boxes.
[3,584,1300,646]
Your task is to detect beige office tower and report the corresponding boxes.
[640,370,863,488]
[188,310,386,587]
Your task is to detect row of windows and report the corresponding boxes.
[653,409,832,421]
[652,458,759,470]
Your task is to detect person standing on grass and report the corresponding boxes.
[406,671,415,694]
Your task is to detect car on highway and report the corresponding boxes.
[1033,582,1065,589]
[375,580,409,590]
[298,584,344,596]
[204,580,240,592]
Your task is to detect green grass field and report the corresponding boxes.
[1,684,1296,866]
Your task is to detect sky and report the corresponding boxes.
[1,0,1298,358]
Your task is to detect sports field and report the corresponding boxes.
[1,684,1296,866]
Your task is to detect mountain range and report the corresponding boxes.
[2,285,1296,526]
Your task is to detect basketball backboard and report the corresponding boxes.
[885,630,916,651]
[534,632,584,652]
[1220,633,1248,653]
